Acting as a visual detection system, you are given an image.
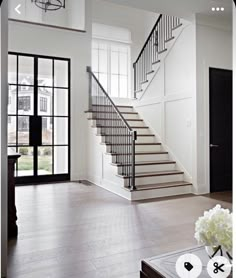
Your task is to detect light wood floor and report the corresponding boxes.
[8,183,232,278]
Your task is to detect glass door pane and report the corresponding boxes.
[54,89,68,116]
[8,116,17,146]
[17,147,34,177]
[38,58,53,87]
[8,53,70,183]
[54,60,68,88]
[8,55,17,84]
[18,56,34,85]
[54,146,68,174]
[38,147,53,176]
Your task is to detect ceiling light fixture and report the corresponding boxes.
[212,7,216,11]
[216,7,220,11]
[221,7,224,11]
[31,0,65,12]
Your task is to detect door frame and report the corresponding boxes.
[209,67,232,192]
[8,51,71,185]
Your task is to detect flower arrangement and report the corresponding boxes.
[195,205,232,256]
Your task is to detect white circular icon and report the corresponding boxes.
[207,256,232,278]
[175,253,202,278]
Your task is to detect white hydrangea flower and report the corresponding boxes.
[194,205,232,253]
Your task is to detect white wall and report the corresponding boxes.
[1,1,8,276]
[196,14,232,193]
[8,0,85,31]
[8,0,92,181]
[133,14,233,194]
[134,21,197,184]
[92,0,158,95]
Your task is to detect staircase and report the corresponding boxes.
[85,14,192,200]
[86,68,192,200]
[133,14,183,99]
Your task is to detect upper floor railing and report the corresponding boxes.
[87,66,137,190]
[133,14,181,98]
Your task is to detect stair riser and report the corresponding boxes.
[100,136,156,144]
[131,185,192,201]
[134,153,169,162]
[105,145,162,153]
[116,163,176,175]
[90,120,145,127]
[95,127,150,135]
[136,136,156,143]
[133,128,150,134]
[110,153,169,163]
[135,145,162,152]
[92,107,134,113]
[87,112,140,120]
[123,174,184,187]
[121,114,140,120]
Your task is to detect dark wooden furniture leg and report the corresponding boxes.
[8,153,20,238]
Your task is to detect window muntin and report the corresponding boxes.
[92,40,130,98]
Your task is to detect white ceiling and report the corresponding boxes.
[100,0,232,19]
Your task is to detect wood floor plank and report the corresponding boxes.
[8,183,232,278]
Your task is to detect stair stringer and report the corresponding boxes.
[136,19,191,101]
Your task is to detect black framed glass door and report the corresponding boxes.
[8,52,70,184]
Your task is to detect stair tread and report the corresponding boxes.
[158,49,168,54]
[172,23,183,30]
[152,60,160,65]
[85,111,138,115]
[103,143,161,146]
[118,170,184,179]
[136,181,192,191]
[99,134,155,137]
[165,36,175,42]
[92,105,133,108]
[89,118,143,122]
[95,126,149,129]
[108,151,168,155]
[113,160,176,166]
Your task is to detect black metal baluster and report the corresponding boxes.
[125,130,127,187]
[88,67,137,190]
[112,105,114,155]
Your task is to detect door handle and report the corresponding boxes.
[210,144,219,148]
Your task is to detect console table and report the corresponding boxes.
[8,151,21,238]
[140,246,232,278]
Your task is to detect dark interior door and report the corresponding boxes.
[209,68,232,192]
